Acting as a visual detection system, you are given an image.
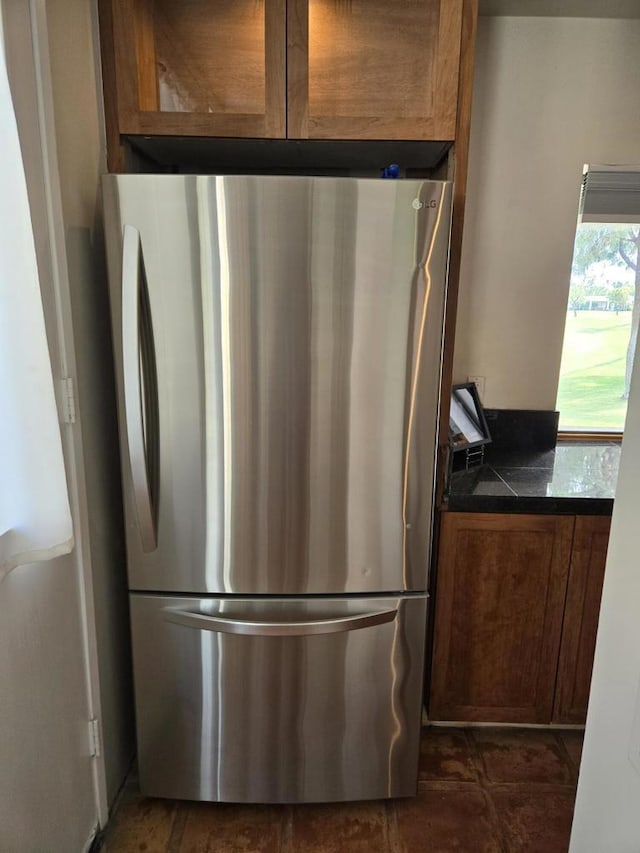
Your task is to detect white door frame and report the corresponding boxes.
[2,0,110,828]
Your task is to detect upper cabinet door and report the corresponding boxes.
[287,0,463,140]
[111,0,286,138]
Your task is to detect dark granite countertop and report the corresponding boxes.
[446,441,621,515]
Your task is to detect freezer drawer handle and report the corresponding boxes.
[122,224,158,552]
[162,607,397,636]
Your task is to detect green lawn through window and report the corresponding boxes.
[557,310,630,431]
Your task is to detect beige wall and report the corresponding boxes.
[46,0,134,805]
[454,15,640,409]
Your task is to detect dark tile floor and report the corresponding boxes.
[102,727,583,852]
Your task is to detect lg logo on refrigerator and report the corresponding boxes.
[412,199,438,210]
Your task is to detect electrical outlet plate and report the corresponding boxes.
[467,375,486,402]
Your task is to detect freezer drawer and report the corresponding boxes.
[130,593,427,803]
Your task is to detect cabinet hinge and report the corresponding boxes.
[89,718,102,758]
[60,376,76,424]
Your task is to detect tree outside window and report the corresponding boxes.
[557,223,640,431]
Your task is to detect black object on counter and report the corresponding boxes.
[449,383,492,470]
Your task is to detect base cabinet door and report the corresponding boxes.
[429,513,574,723]
[130,593,426,803]
[553,516,611,724]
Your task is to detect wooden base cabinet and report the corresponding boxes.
[429,512,610,725]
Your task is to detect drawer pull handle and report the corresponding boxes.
[162,607,397,636]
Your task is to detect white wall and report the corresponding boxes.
[454,16,640,409]
[570,325,640,849]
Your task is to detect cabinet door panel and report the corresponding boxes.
[430,513,574,723]
[111,0,286,138]
[288,0,463,140]
[553,516,610,724]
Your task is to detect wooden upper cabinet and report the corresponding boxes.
[100,0,469,154]
[430,512,574,724]
[109,0,286,138]
[553,516,610,724]
[287,0,463,140]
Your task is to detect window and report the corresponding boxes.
[557,168,640,433]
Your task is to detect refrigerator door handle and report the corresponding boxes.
[122,224,157,552]
[162,607,397,636]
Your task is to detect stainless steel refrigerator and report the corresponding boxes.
[102,174,452,804]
